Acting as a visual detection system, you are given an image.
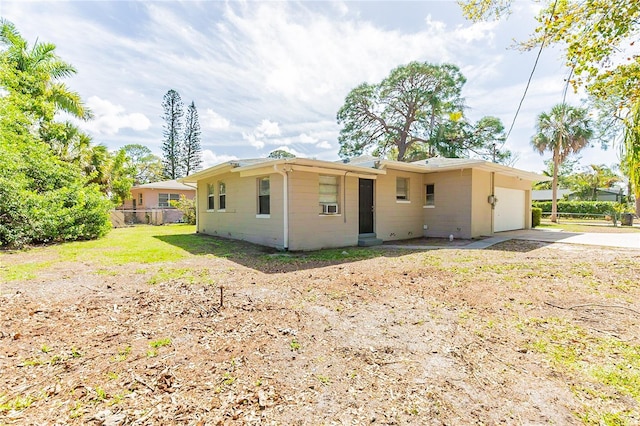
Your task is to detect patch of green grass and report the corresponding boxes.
[316,375,331,385]
[149,338,172,348]
[524,317,640,424]
[55,225,197,265]
[0,393,36,413]
[538,222,640,233]
[112,345,131,362]
[290,339,301,351]
[147,268,213,285]
[1,261,52,282]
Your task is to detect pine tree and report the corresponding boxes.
[161,89,184,179]
[182,101,202,175]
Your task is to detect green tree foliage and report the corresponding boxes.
[0,18,91,121]
[161,89,184,179]
[0,20,112,248]
[182,101,202,176]
[268,149,296,159]
[531,104,593,222]
[123,144,164,185]
[337,62,467,161]
[534,157,580,190]
[169,195,196,225]
[566,164,621,201]
[426,115,513,163]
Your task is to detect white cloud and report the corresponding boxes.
[298,133,318,144]
[316,141,332,149]
[241,132,265,149]
[256,119,281,137]
[202,150,238,169]
[203,109,231,130]
[81,96,151,136]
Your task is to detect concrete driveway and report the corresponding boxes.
[496,229,640,249]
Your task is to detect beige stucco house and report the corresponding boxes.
[180,156,547,251]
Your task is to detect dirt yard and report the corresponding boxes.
[1,226,639,425]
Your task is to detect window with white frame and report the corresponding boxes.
[258,177,270,215]
[396,177,409,200]
[207,184,215,210]
[218,182,226,210]
[159,193,180,208]
[425,184,435,206]
[319,175,339,214]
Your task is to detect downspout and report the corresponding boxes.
[343,171,350,224]
[490,172,495,234]
[273,165,290,250]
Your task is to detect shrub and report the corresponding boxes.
[531,201,617,219]
[170,195,196,225]
[0,142,112,248]
[531,207,542,228]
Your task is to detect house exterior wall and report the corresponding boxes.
[470,169,493,237]
[374,169,426,241]
[122,188,195,209]
[196,171,285,249]
[287,171,360,250]
[422,169,473,239]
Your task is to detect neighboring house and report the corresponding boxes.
[533,188,623,202]
[531,189,573,202]
[119,179,196,224]
[180,156,547,251]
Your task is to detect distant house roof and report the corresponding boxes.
[532,189,573,201]
[180,155,549,184]
[133,179,195,191]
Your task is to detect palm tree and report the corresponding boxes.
[0,18,91,120]
[532,103,593,222]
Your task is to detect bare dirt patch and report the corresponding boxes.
[1,233,639,425]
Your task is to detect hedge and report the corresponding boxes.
[531,208,542,227]
[531,201,617,218]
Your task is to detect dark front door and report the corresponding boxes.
[359,179,374,234]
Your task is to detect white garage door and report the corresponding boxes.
[494,187,525,232]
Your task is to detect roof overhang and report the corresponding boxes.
[380,159,550,182]
[180,157,386,183]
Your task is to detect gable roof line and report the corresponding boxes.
[180,156,549,183]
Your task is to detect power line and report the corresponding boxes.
[504,0,560,144]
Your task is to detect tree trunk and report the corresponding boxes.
[551,149,559,223]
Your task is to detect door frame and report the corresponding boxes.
[358,178,375,234]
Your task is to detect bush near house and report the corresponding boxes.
[532,201,618,219]
[531,208,542,227]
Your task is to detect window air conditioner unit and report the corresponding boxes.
[322,203,339,214]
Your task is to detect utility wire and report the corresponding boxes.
[504,0,560,144]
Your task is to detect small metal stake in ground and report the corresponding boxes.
[219,286,224,308]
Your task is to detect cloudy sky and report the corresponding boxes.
[1,0,621,173]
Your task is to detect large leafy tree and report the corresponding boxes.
[182,101,202,176]
[161,89,184,179]
[0,20,111,248]
[123,144,164,185]
[337,61,466,161]
[532,104,594,222]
